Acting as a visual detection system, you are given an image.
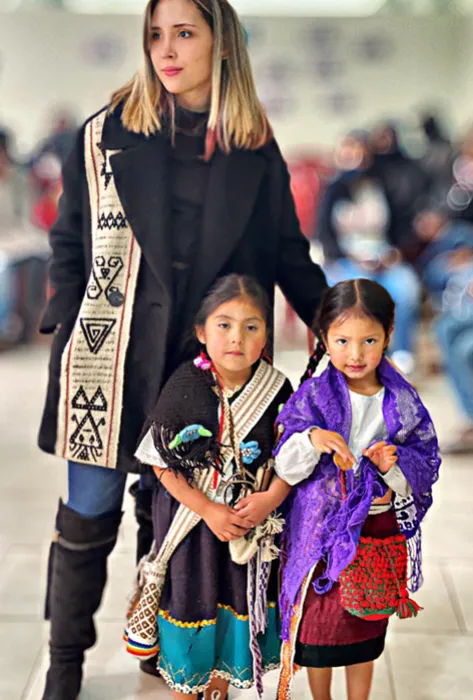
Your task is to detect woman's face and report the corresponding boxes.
[150,0,213,112]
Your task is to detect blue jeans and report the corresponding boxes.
[67,461,128,518]
[436,314,473,420]
[326,259,422,354]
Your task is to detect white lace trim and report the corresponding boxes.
[158,662,280,695]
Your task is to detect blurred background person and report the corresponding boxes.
[419,111,454,202]
[29,108,78,170]
[446,124,473,224]
[415,203,473,453]
[317,129,422,376]
[370,121,429,261]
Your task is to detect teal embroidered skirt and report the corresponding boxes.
[153,487,281,694]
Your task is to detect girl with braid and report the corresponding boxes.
[126,274,293,700]
[274,279,441,700]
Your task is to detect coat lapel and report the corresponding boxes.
[103,117,173,301]
[102,109,266,309]
[186,147,266,308]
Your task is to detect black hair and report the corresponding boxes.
[195,274,270,328]
[300,279,395,384]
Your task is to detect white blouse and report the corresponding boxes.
[135,428,167,469]
[274,388,411,508]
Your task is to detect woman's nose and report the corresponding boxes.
[161,37,176,59]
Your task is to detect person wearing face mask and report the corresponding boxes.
[414,205,473,454]
[316,130,422,377]
[37,1,327,698]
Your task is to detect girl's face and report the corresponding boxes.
[324,312,391,387]
[196,297,267,387]
[150,0,213,112]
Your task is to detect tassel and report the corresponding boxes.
[258,512,285,537]
[396,590,423,619]
[261,539,281,563]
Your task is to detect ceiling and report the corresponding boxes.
[1,0,471,15]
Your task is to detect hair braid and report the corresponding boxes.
[214,380,242,473]
[299,340,327,386]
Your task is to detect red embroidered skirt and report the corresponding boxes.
[295,510,398,668]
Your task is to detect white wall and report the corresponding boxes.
[0,10,464,155]
[451,19,473,135]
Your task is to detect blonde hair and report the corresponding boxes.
[110,0,272,159]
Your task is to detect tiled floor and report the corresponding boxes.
[1,343,472,700]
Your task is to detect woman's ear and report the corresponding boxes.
[195,325,206,345]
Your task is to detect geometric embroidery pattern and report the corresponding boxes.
[98,211,127,230]
[87,255,124,302]
[55,109,142,469]
[69,386,108,463]
[98,142,113,190]
[80,318,116,355]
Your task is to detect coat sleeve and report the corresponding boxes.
[273,149,327,329]
[40,124,88,334]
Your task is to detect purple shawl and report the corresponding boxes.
[275,358,441,641]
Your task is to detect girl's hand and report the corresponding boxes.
[202,503,252,542]
[363,441,397,474]
[234,492,275,528]
[310,429,356,468]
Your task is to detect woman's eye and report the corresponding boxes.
[336,339,347,346]
[151,31,160,40]
[247,325,258,332]
[365,338,377,345]
[178,30,192,38]
[218,323,230,330]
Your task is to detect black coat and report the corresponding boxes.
[38,107,327,472]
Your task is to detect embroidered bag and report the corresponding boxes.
[338,532,422,621]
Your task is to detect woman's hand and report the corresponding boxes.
[234,492,276,529]
[310,429,356,468]
[202,502,253,543]
[363,441,397,474]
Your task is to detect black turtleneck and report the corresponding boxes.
[166,106,210,358]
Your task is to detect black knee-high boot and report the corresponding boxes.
[42,500,122,700]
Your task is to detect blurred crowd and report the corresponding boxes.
[0,109,75,346]
[290,114,473,454]
[1,108,473,453]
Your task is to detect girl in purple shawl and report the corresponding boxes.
[274,279,440,700]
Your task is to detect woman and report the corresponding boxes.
[38,1,327,698]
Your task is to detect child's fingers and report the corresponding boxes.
[364,442,386,458]
[235,497,252,510]
[230,513,253,530]
[330,442,356,466]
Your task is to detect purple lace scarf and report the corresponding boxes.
[275,358,441,641]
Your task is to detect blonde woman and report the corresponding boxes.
[38,1,326,698]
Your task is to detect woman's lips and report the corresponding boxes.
[162,67,183,77]
[347,365,366,372]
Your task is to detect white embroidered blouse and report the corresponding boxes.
[274,388,411,514]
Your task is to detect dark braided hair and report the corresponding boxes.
[300,279,395,385]
[195,274,270,327]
